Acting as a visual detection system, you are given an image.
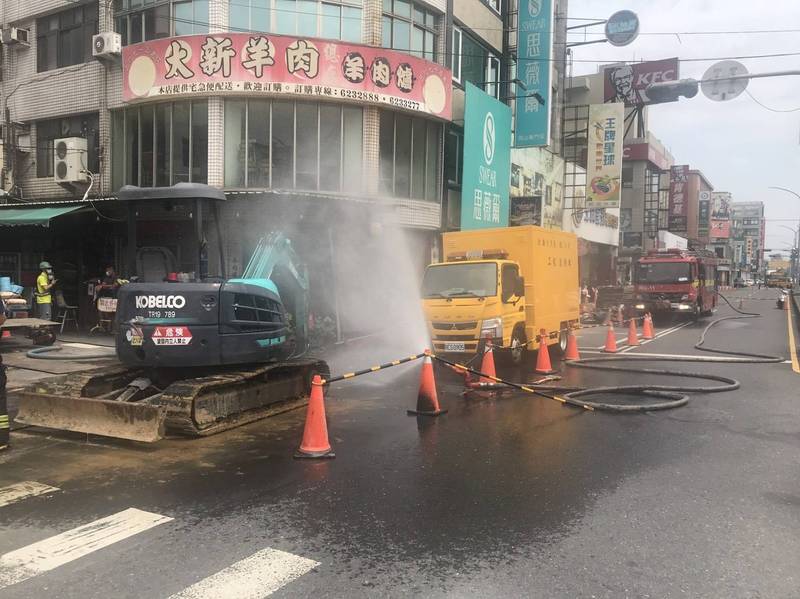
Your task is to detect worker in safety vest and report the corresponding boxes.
[35,261,57,321]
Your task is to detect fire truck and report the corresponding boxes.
[633,249,718,318]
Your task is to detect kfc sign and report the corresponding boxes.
[604,58,680,106]
[123,34,451,120]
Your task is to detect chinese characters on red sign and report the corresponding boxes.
[123,34,451,120]
[668,165,689,232]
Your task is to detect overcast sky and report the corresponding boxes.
[567,0,800,253]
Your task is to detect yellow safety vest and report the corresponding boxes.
[36,272,52,304]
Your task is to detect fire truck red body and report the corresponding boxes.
[633,249,718,317]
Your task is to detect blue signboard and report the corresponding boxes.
[461,83,512,231]
[515,0,553,147]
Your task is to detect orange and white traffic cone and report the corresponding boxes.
[535,328,556,374]
[616,306,625,325]
[563,328,580,361]
[295,375,335,459]
[627,318,640,346]
[479,338,498,384]
[603,323,618,353]
[408,352,447,416]
[642,313,655,340]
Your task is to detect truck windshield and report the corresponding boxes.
[636,262,692,284]
[421,263,497,298]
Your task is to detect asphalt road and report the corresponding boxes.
[1,287,798,598]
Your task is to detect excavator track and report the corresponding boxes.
[15,359,329,442]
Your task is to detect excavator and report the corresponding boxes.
[15,185,329,442]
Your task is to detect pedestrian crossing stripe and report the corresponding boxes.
[167,547,319,599]
[0,481,60,508]
[0,508,172,590]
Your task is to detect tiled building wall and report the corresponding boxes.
[2,0,445,229]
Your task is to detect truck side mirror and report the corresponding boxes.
[516,277,525,297]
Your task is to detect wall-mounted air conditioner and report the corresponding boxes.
[53,137,89,184]
[92,32,121,61]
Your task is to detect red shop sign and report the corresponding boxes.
[123,33,452,120]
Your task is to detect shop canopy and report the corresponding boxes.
[0,205,83,227]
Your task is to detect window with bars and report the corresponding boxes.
[451,26,500,98]
[382,0,437,61]
[114,0,209,45]
[223,99,363,192]
[230,0,362,41]
[36,4,98,72]
[112,101,208,189]
[379,110,441,201]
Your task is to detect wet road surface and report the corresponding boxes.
[1,288,798,598]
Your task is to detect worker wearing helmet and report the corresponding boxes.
[35,261,57,321]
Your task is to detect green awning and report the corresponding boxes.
[0,206,83,226]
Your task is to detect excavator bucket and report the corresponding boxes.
[15,392,167,443]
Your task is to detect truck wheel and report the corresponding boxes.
[509,328,528,366]
[558,323,569,354]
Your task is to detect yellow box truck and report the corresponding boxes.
[421,225,580,364]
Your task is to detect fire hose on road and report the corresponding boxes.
[437,292,786,413]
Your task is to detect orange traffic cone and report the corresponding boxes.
[563,329,580,360]
[479,338,498,384]
[408,352,447,416]
[294,375,335,459]
[535,329,556,374]
[1,330,10,339]
[616,306,625,325]
[627,318,640,346]
[642,313,654,340]
[603,324,618,353]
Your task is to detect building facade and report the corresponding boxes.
[730,201,765,282]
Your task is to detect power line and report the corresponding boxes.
[744,89,800,113]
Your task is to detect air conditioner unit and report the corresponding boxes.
[53,137,89,185]
[92,32,121,61]
[2,27,30,47]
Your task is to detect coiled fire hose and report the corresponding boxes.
[560,292,785,412]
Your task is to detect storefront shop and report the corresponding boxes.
[110,30,451,338]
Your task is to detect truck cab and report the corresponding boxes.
[421,256,527,360]
[633,249,717,318]
[421,226,580,364]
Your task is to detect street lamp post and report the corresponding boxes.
[777,225,799,284]
[768,187,800,287]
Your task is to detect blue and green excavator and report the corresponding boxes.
[15,184,329,442]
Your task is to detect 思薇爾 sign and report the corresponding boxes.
[515,0,554,147]
[461,83,511,230]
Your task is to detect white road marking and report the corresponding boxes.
[0,482,60,508]
[620,321,693,353]
[168,547,320,599]
[0,508,172,590]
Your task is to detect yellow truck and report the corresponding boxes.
[421,225,580,364]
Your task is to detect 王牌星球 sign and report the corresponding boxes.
[515,0,554,147]
[585,103,624,208]
[122,33,452,120]
[461,83,511,230]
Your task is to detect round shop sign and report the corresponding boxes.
[483,112,496,166]
[605,10,640,47]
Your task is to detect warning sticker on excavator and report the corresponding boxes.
[126,325,144,346]
[152,326,192,346]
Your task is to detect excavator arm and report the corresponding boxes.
[237,232,310,357]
